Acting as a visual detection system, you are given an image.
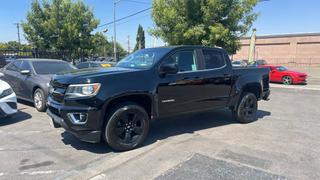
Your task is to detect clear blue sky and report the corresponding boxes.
[0,0,320,49]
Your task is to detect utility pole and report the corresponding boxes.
[14,23,21,49]
[113,0,121,61]
[127,35,130,55]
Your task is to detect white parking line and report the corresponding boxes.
[90,173,107,180]
[20,170,55,175]
[270,84,320,91]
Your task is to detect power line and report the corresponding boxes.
[98,7,151,28]
[122,0,150,5]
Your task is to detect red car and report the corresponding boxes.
[261,65,307,85]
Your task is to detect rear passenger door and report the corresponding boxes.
[197,49,232,108]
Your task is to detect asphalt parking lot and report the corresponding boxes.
[0,86,319,180]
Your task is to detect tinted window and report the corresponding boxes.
[20,61,32,71]
[163,51,198,72]
[6,61,21,72]
[32,61,75,74]
[203,50,226,69]
[76,63,89,69]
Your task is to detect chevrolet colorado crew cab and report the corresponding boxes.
[47,46,270,151]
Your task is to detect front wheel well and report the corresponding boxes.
[105,94,152,119]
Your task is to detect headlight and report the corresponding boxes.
[0,88,14,98]
[65,83,101,99]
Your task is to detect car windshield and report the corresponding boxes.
[32,61,75,74]
[233,61,241,64]
[116,48,171,69]
[276,66,288,71]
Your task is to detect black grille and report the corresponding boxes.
[50,81,68,103]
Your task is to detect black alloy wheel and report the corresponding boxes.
[233,92,258,123]
[104,103,149,151]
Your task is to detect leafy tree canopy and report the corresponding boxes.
[151,0,258,54]
[22,0,99,58]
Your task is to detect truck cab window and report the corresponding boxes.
[164,51,198,72]
[203,50,226,69]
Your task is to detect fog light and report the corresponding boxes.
[67,113,88,124]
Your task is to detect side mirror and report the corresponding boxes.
[20,70,31,76]
[159,63,178,76]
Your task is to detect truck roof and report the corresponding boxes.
[148,45,224,51]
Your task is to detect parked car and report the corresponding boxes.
[76,61,116,69]
[232,60,247,67]
[47,46,270,151]
[248,59,268,67]
[0,73,17,118]
[261,65,307,85]
[0,59,76,112]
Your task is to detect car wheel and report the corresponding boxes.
[233,92,258,123]
[33,88,47,112]
[282,76,292,85]
[104,102,150,151]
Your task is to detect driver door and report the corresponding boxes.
[157,49,204,116]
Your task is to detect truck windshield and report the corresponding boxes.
[116,48,171,69]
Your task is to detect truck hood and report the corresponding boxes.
[52,67,140,84]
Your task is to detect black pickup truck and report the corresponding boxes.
[47,46,270,151]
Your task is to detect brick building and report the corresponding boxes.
[233,32,320,66]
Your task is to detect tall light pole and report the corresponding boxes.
[113,0,121,61]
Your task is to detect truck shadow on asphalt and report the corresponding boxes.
[60,132,112,154]
[59,109,270,154]
[0,110,32,126]
[144,109,271,146]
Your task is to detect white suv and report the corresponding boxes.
[0,73,17,118]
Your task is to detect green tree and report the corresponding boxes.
[0,41,32,51]
[134,24,145,51]
[151,0,258,54]
[22,0,99,59]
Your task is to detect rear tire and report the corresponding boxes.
[104,102,150,151]
[282,76,292,85]
[33,88,47,112]
[233,92,258,123]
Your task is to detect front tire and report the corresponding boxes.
[233,92,258,123]
[104,103,150,151]
[33,88,47,112]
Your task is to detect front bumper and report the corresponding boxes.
[0,93,17,118]
[47,109,101,143]
[46,97,103,143]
